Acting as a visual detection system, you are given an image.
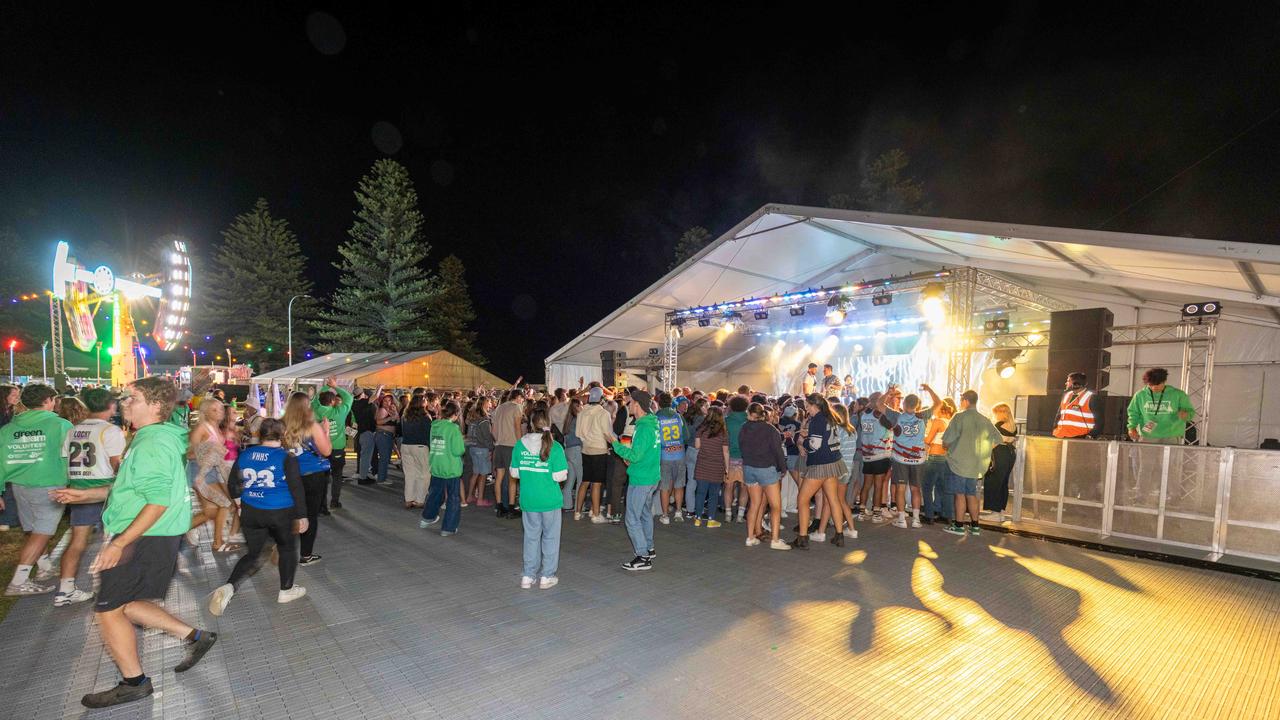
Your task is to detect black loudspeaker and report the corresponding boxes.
[600,350,627,389]
[1047,308,1114,394]
[1098,394,1130,438]
[1025,394,1061,435]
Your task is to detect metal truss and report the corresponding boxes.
[946,267,976,396]
[974,270,1075,313]
[662,322,679,391]
[48,297,65,378]
[972,331,1051,351]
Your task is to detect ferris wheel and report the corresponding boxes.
[50,236,194,386]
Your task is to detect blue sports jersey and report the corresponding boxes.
[656,410,686,462]
[238,446,294,510]
[292,437,331,476]
[885,407,933,465]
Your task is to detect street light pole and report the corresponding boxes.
[287,293,310,366]
[41,341,48,384]
[8,340,14,383]
[95,341,102,384]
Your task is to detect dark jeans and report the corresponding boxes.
[422,475,462,532]
[299,472,328,557]
[227,505,298,590]
[693,480,722,519]
[606,451,628,515]
[983,444,1017,512]
[374,430,395,483]
[328,450,347,504]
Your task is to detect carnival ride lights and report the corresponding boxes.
[50,237,193,386]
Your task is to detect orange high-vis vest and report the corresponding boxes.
[1052,389,1095,438]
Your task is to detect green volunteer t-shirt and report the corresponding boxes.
[102,421,193,537]
[510,437,568,513]
[0,410,73,492]
[313,386,354,450]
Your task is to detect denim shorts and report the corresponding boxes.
[743,465,780,487]
[469,447,492,475]
[946,472,979,496]
[70,501,106,527]
[786,455,799,471]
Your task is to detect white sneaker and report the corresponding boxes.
[520,576,535,589]
[4,581,53,596]
[34,564,58,582]
[185,528,201,546]
[737,509,746,522]
[843,528,859,539]
[811,532,827,543]
[278,586,307,604]
[871,513,886,524]
[762,518,772,532]
[209,583,235,616]
[770,539,792,551]
[590,514,608,524]
[781,510,789,518]
[745,537,761,547]
[892,517,908,529]
[226,533,247,544]
[53,588,94,607]
[539,577,559,589]
[673,511,684,522]
[911,518,923,528]
[659,514,670,525]
[573,512,582,521]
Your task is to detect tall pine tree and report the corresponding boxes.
[425,254,485,365]
[318,159,435,350]
[204,199,313,371]
[671,226,711,269]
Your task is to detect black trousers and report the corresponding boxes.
[983,444,1017,512]
[227,505,298,591]
[328,450,347,505]
[606,451,628,515]
[299,472,328,558]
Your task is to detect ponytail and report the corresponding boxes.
[529,408,553,461]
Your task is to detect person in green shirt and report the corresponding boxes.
[51,376,217,709]
[0,383,72,596]
[1127,368,1195,444]
[941,389,1002,536]
[613,389,661,571]
[511,407,569,589]
[419,401,466,536]
[312,376,354,510]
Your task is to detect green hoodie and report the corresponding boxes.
[102,421,192,537]
[1127,386,1195,440]
[726,411,748,459]
[0,410,73,492]
[313,385,354,450]
[428,419,466,479]
[612,413,660,486]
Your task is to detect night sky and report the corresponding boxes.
[4,4,1280,381]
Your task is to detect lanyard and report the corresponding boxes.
[1149,388,1167,416]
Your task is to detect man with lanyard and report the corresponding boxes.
[54,388,127,607]
[1126,367,1195,444]
[653,392,687,524]
[1052,372,1097,438]
[801,363,819,396]
[53,377,217,708]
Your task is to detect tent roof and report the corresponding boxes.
[547,203,1280,370]
[252,351,509,388]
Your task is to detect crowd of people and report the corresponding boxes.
[0,359,1197,709]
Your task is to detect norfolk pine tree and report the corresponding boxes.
[318,159,435,350]
[204,199,313,370]
[425,254,485,365]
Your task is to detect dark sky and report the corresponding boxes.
[4,3,1280,380]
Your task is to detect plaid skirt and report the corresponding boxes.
[804,459,848,480]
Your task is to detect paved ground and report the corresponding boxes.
[1,474,1277,720]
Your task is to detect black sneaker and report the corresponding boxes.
[82,679,154,708]
[174,631,218,672]
[331,501,343,509]
[788,535,809,550]
[643,548,656,559]
[807,518,820,534]
[495,504,508,518]
[299,555,322,566]
[319,507,331,516]
[610,514,622,525]
[622,556,652,571]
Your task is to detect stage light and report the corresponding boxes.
[826,296,850,325]
[1182,300,1222,319]
[697,317,712,327]
[872,292,893,307]
[919,283,947,326]
[754,310,769,320]
[853,344,864,352]
[984,317,1010,334]
[997,360,1016,378]
[993,348,1022,379]
[721,312,744,334]
[671,318,686,337]
[789,305,805,317]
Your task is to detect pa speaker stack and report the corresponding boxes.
[1046,308,1113,394]
[600,350,627,390]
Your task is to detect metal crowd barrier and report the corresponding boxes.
[1011,436,1280,564]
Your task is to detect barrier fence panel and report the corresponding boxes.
[1223,450,1280,560]
[1009,436,1279,565]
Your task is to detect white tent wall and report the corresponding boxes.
[545,362,602,392]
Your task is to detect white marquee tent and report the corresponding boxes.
[547,204,1280,448]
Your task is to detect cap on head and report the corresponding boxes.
[588,387,604,403]
[629,389,653,410]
